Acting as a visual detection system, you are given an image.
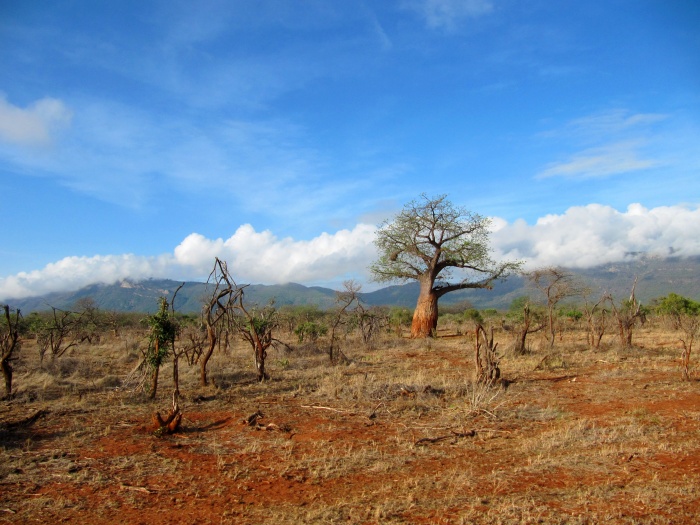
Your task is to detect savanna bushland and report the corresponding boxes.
[2,197,700,524]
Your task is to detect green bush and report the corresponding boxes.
[294,321,328,343]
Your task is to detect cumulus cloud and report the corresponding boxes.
[172,223,378,284]
[403,0,493,30]
[0,95,72,146]
[2,204,700,301]
[0,224,378,301]
[491,203,700,269]
[0,254,177,301]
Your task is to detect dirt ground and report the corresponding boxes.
[1,326,699,524]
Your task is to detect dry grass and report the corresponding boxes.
[1,325,699,524]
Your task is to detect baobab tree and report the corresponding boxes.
[370,194,521,338]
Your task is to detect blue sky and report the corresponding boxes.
[1,0,699,300]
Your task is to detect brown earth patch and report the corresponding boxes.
[2,330,700,524]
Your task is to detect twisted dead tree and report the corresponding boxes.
[200,258,243,386]
[37,307,83,361]
[232,297,280,382]
[507,297,546,355]
[609,278,645,349]
[526,267,582,349]
[327,280,363,363]
[655,293,700,380]
[1,305,22,397]
[583,292,611,349]
[474,324,500,384]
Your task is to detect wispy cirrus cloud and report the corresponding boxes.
[537,140,661,179]
[564,110,667,139]
[0,95,367,222]
[537,109,669,180]
[0,95,72,147]
[402,0,494,31]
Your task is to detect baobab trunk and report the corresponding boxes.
[411,280,439,338]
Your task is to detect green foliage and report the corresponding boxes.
[369,194,521,285]
[248,315,276,336]
[506,296,546,325]
[294,321,328,343]
[509,296,531,312]
[142,298,179,369]
[654,293,700,317]
[559,306,583,322]
[389,307,413,328]
[280,304,327,333]
[287,304,325,322]
[23,312,48,337]
[440,300,474,315]
[464,308,484,325]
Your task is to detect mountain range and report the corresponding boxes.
[7,255,700,314]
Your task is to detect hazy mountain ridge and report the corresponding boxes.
[7,255,700,314]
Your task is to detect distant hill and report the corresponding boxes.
[9,279,339,314]
[7,255,700,313]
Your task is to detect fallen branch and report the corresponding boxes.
[414,429,476,447]
[0,410,47,430]
[119,484,155,494]
[242,411,292,432]
[300,405,355,415]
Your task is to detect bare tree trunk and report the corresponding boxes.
[548,306,556,349]
[411,280,438,338]
[1,359,12,396]
[172,355,180,398]
[150,364,159,399]
[200,325,216,386]
[681,345,691,380]
[514,327,528,355]
[149,339,160,399]
[254,344,268,382]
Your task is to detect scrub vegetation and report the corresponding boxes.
[2,278,700,524]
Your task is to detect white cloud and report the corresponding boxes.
[491,203,700,269]
[0,224,379,301]
[0,254,177,301]
[2,204,700,301]
[403,0,494,30]
[172,223,378,284]
[0,95,73,146]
